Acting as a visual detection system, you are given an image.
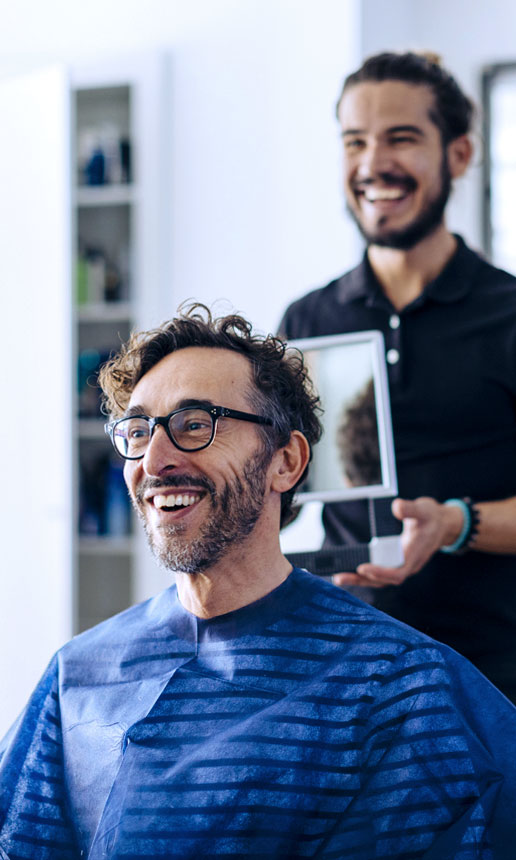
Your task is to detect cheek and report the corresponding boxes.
[204,438,260,483]
[204,453,240,485]
[404,152,440,184]
[342,167,359,201]
[342,158,355,183]
[123,462,139,497]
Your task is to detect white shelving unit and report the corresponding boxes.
[72,55,170,633]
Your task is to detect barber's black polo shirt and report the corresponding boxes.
[280,236,516,700]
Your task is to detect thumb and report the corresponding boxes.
[391,497,421,522]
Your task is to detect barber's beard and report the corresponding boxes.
[348,157,452,251]
[135,448,271,574]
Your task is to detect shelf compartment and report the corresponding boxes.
[77,301,131,323]
[75,184,137,207]
[78,418,106,439]
[79,535,134,555]
[78,550,133,633]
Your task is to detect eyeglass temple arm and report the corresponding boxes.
[220,407,273,426]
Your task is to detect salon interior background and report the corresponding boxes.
[1,0,514,734]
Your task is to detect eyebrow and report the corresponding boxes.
[341,124,425,138]
[123,405,147,418]
[123,398,216,418]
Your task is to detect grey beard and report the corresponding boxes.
[136,448,271,574]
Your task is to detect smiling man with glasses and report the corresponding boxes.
[2,303,516,858]
[105,398,277,580]
[101,307,316,600]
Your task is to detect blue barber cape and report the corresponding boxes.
[1,567,516,859]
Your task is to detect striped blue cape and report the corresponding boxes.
[1,567,516,858]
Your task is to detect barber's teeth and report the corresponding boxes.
[364,187,405,202]
[153,493,200,509]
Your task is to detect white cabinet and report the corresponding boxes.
[0,55,170,735]
[72,55,170,632]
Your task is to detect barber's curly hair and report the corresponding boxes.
[337,51,475,144]
[98,303,323,527]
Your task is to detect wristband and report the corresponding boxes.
[440,497,479,554]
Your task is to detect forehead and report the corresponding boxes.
[128,346,254,412]
[338,80,438,134]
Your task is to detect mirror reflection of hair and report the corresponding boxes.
[337,378,381,487]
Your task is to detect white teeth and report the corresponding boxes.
[153,493,200,509]
[364,187,405,202]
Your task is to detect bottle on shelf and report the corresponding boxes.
[77,124,132,187]
[104,458,132,537]
[77,346,111,418]
[79,451,132,538]
[76,243,124,305]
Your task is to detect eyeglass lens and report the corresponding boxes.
[114,408,214,457]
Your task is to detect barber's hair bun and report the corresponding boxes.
[417,51,443,67]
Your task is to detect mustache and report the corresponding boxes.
[135,473,217,505]
[354,173,417,193]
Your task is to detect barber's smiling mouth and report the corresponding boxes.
[354,177,417,207]
[362,187,406,202]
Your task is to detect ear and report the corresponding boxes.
[447,134,473,180]
[269,431,311,494]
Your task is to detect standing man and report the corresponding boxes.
[280,51,516,703]
[1,305,516,858]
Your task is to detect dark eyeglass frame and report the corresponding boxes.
[105,404,274,460]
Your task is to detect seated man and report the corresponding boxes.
[1,304,516,859]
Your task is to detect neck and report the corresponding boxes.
[174,509,292,619]
[367,225,457,311]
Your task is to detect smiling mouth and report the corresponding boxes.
[153,493,203,511]
[354,175,416,204]
[362,187,407,202]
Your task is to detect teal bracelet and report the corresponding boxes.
[440,498,471,554]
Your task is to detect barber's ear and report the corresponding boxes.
[447,134,473,179]
[270,431,311,493]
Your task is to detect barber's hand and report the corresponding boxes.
[333,496,464,589]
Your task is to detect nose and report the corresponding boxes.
[354,140,393,181]
[140,423,188,477]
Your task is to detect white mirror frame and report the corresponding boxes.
[289,331,398,503]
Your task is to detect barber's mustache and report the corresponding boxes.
[353,172,418,193]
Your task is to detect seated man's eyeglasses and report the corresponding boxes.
[105,404,273,460]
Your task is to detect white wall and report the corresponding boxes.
[0,67,73,738]
[360,0,516,257]
[0,0,361,334]
[0,0,362,734]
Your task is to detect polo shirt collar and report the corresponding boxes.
[337,235,481,306]
[337,254,375,303]
[423,235,481,303]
